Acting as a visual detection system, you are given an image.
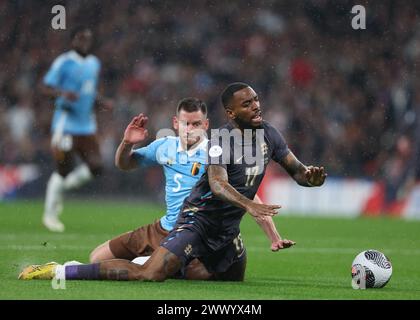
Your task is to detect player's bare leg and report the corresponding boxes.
[132,255,243,281]
[19,247,182,281]
[89,240,116,263]
[97,247,181,281]
[132,255,213,280]
[62,136,101,199]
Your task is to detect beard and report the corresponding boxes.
[234,116,263,130]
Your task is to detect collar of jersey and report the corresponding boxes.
[225,121,264,146]
[68,50,90,63]
[177,138,208,157]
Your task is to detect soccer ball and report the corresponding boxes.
[351,250,392,289]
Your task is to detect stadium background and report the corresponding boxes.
[1,0,420,301]
[1,0,419,217]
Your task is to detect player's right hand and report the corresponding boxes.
[271,239,296,251]
[123,113,149,144]
[246,202,280,219]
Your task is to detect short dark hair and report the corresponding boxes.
[177,97,207,116]
[70,25,91,40]
[221,82,250,109]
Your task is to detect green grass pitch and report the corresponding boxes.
[0,200,419,300]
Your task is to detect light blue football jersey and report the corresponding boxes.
[132,136,208,231]
[43,50,101,135]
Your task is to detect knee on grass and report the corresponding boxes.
[89,242,113,263]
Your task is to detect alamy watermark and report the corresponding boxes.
[351,264,367,289]
[51,5,66,30]
[51,277,66,290]
[153,128,268,175]
[351,5,366,30]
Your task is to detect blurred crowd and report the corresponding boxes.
[1,0,419,201]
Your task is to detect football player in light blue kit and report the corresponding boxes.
[41,26,112,232]
[89,97,215,279]
[89,98,209,263]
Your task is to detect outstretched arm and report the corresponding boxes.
[115,113,149,171]
[280,151,327,187]
[208,165,280,219]
[252,195,296,251]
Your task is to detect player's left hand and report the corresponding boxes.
[305,166,327,186]
[271,239,296,251]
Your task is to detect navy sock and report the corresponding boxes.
[65,263,100,280]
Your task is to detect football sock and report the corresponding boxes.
[54,261,83,280]
[44,172,64,217]
[63,164,93,190]
[65,263,101,280]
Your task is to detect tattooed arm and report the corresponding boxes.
[208,165,279,218]
[252,194,295,251]
[280,151,327,187]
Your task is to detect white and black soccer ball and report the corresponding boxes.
[351,250,392,289]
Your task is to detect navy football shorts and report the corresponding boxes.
[161,227,246,276]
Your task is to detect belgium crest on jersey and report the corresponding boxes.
[191,162,201,176]
[261,142,269,165]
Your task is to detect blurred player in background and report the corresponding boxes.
[41,26,112,232]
